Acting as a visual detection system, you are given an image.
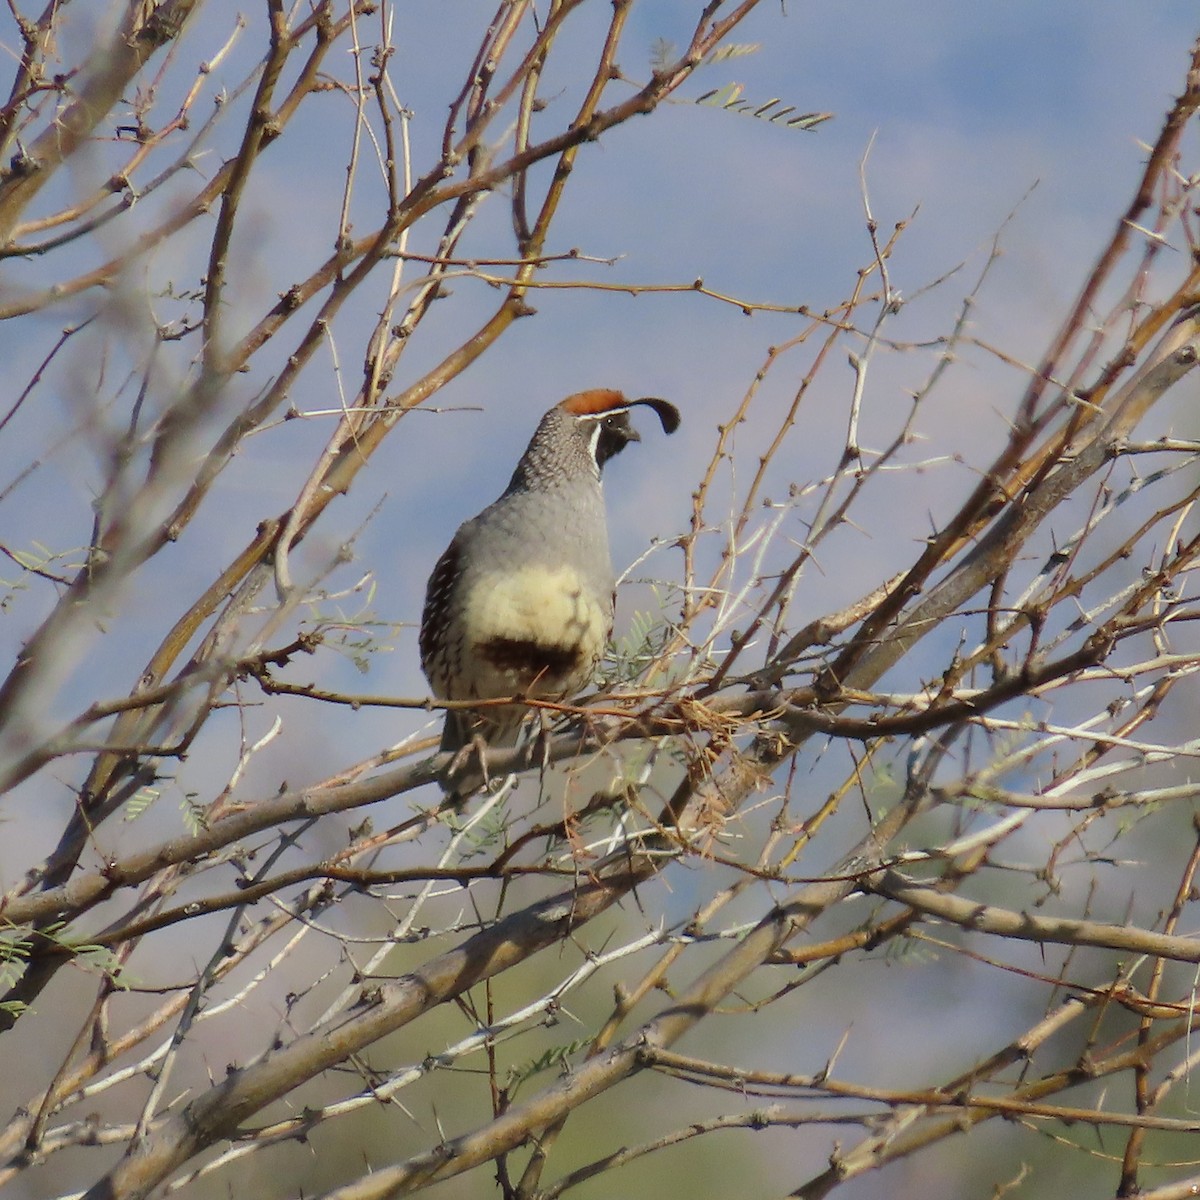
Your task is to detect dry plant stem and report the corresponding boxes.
[687,212,937,694]
[5,12,1200,1200]
[67,677,903,1200]
[1118,828,1200,1195]
[863,869,1200,964]
[757,239,1003,686]
[794,998,1200,1198]
[823,43,1200,684]
[533,1107,847,1200]
[819,305,1200,708]
[199,0,293,374]
[3,562,1190,938]
[0,0,751,688]
[162,926,672,1195]
[0,0,770,1024]
[3,592,1191,940]
[638,994,1197,1126]
[677,299,851,667]
[0,0,60,159]
[0,11,363,752]
[1138,1180,1200,1200]
[514,833,770,1197]
[80,861,657,1200]
[0,904,301,1170]
[21,943,136,1155]
[69,0,737,731]
[307,796,918,1200]
[0,0,201,243]
[131,819,315,1147]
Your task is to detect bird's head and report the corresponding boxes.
[556,389,681,472]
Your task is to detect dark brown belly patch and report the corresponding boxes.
[478,636,586,687]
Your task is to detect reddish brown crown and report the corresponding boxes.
[558,389,630,416]
[558,389,681,434]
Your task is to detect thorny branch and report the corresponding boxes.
[2,7,1200,1200]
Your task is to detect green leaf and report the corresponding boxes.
[697,82,833,131]
[702,42,763,65]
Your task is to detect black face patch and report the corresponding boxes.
[478,637,586,686]
[593,412,638,469]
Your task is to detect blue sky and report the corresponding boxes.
[2,0,1198,830]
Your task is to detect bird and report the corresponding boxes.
[419,388,680,791]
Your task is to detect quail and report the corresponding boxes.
[420,389,680,786]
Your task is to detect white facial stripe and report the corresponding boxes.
[580,407,635,466]
[586,419,602,462]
